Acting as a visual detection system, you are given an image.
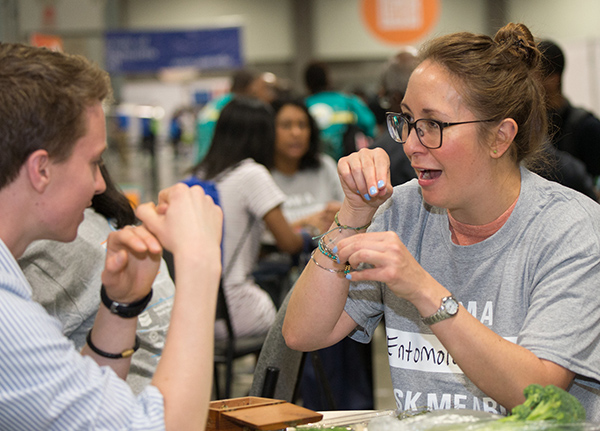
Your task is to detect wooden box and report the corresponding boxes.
[207,397,323,431]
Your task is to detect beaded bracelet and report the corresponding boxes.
[310,249,353,275]
[318,236,338,262]
[334,212,371,232]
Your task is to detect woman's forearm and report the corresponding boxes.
[430,304,575,410]
[282,218,361,351]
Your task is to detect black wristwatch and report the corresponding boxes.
[100,285,153,318]
[422,295,459,325]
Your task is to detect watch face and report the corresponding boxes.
[444,297,459,315]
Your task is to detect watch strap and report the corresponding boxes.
[100,285,153,318]
[422,295,459,325]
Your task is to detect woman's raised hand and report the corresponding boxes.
[337,147,393,218]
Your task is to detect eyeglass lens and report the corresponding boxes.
[387,114,441,149]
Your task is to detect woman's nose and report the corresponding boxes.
[402,127,425,157]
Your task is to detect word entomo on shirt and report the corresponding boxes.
[387,301,516,373]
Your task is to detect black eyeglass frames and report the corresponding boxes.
[386,112,495,149]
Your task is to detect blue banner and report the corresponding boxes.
[105,27,242,73]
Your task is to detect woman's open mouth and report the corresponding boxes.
[418,169,442,180]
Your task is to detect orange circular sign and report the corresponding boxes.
[361,0,440,44]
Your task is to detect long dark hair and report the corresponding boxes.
[92,163,137,229]
[192,97,275,180]
[271,97,321,171]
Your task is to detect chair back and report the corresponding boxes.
[249,288,303,402]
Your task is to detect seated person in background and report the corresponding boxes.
[270,97,343,239]
[283,23,600,419]
[0,42,222,430]
[19,164,175,395]
[538,39,600,184]
[270,97,375,410]
[188,97,304,340]
[534,39,598,200]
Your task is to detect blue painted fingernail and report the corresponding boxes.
[377,180,385,189]
[369,186,377,196]
[336,257,341,264]
[332,246,338,253]
[363,193,371,201]
[356,190,360,194]
[346,273,352,280]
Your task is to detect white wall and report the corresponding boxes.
[508,0,600,41]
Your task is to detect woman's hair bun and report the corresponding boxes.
[494,22,540,69]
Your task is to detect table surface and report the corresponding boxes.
[319,411,375,420]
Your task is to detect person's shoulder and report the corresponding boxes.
[306,91,346,104]
[523,169,600,219]
[565,102,600,126]
[228,159,273,182]
[198,93,232,121]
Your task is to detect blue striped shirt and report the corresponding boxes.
[0,240,166,430]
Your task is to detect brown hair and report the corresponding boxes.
[419,23,548,169]
[0,43,112,190]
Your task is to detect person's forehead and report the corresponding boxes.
[72,104,107,157]
[405,61,467,116]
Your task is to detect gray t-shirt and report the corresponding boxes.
[19,208,175,395]
[345,167,600,419]
[271,153,344,223]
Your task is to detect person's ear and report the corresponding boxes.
[26,149,52,192]
[491,118,518,158]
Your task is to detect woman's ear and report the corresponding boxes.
[26,149,51,192]
[491,118,518,158]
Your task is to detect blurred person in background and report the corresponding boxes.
[270,97,343,239]
[269,96,375,410]
[539,39,600,193]
[195,69,279,163]
[189,97,304,340]
[304,61,377,161]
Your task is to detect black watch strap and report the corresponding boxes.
[100,285,153,318]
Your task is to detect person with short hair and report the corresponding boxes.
[284,23,600,419]
[18,164,175,395]
[0,42,222,430]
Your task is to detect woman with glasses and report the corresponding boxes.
[283,22,600,420]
